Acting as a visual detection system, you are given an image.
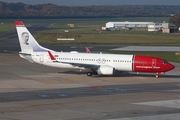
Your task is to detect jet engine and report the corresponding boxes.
[97,65,115,75]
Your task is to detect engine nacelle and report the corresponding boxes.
[97,65,115,75]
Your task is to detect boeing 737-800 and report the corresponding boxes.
[15,20,175,77]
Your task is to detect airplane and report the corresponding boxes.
[15,20,175,78]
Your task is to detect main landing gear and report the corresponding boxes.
[87,69,97,76]
[87,72,92,76]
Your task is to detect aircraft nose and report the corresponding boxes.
[168,63,175,71]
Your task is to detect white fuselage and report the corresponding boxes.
[30,52,134,71]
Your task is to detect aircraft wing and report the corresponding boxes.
[48,51,99,70]
[62,61,99,70]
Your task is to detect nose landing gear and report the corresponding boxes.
[155,72,165,78]
[155,74,159,78]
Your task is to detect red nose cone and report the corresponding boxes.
[160,62,175,72]
[169,63,175,71]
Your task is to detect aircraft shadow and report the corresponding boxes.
[58,70,180,78]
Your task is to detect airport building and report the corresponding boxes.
[148,22,169,32]
[106,21,153,29]
[105,21,169,31]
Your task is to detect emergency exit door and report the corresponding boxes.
[40,54,44,63]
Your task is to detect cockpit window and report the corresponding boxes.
[161,61,167,64]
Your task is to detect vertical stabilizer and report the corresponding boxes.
[15,20,53,53]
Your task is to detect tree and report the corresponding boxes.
[1,1,180,19]
[169,14,180,27]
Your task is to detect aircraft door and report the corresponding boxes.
[40,54,44,63]
[152,59,156,70]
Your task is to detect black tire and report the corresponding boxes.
[87,72,92,76]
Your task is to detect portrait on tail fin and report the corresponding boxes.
[21,32,29,45]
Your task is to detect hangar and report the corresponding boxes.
[148,22,169,31]
[106,21,153,28]
[106,21,169,31]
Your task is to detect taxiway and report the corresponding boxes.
[0,53,180,120]
[0,23,180,120]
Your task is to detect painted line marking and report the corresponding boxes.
[133,99,180,109]
[91,86,104,89]
[58,94,69,97]
[107,113,180,120]
[39,94,50,98]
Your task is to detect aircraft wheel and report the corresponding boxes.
[87,72,92,76]
[156,74,159,78]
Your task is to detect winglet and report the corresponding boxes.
[48,51,56,61]
[15,20,24,27]
[85,47,91,53]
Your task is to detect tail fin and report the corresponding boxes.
[15,20,53,53]
[85,47,91,53]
